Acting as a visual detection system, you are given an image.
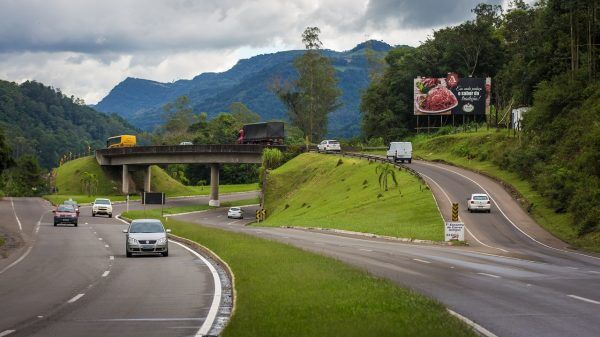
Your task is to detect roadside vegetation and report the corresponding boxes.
[45,156,259,205]
[121,197,259,219]
[260,153,443,241]
[122,212,476,337]
[412,128,600,252]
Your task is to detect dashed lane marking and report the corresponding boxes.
[67,293,85,304]
[477,272,501,279]
[109,256,115,260]
[0,330,15,337]
[568,295,600,305]
[102,271,110,277]
[413,258,432,264]
[10,198,22,231]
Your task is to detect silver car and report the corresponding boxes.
[123,219,171,257]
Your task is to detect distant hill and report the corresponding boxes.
[0,80,138,168]
[95,40,394,138]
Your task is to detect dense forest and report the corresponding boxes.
[361,1,600,237]
[0,80,138,169]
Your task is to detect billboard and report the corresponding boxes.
[414,74,491,115]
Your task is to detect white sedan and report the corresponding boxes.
[467,193,491,213]
[317,140,341,153]
[227,207,243,219]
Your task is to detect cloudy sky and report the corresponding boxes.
[0,0,512,104]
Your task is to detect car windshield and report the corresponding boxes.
[95,199,110,205]
[473,196,488,201]
[130,222,164,233]
[57,205,75,212]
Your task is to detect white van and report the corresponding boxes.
[386,142,412,163]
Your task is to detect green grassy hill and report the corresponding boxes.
[48,156,195,204]
[261,153,443,241]
[412,129,600,252]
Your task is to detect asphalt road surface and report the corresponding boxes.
[171,161,600,337]
[0,195,236,337]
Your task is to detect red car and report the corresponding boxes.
[53,204,79,227]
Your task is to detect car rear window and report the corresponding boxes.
[473,196,489,200]
[329,141,339,144]
[57,205,75,212]
[230,207,240,211]
[130,222,164,233]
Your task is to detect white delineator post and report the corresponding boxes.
[209,163,220,207]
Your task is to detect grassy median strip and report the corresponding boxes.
[122,211,476,337]
[122,198,259,218]
[261,153,443,241]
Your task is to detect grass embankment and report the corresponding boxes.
[45,156,259,205]
[261,153,443,241]
[412,129,599,251]
[122,212,476,337]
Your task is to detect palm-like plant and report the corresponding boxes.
[80,171,98,196]
[375,163,397,191]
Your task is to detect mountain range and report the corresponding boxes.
[95,40,393,138]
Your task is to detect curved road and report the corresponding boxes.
[0,197,222,337]
[170,159,600,337]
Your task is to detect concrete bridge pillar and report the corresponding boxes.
[143,165,152,192]
[209,163,220,207]
[122,164,130,194]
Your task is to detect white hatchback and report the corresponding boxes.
[317,140,341,153]
[227,207,243,219]
[467,193,491,213]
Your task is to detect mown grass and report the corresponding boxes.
[412,129,600,252]
[260,153,444,241]
[122,213,477,337]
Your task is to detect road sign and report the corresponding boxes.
[451,203,459,221]
[445,221,465,241]
[256,209,266,221]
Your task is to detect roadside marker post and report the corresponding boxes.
[255,209,267,222]
[452,203,459,221]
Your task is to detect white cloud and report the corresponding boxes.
[0,0,507,104]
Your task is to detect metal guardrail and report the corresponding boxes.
[338,152,427,184]
[96,144,287,157]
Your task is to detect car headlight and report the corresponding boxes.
[128,237,138,245]
[156,237,167,245]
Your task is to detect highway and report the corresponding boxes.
[168,159,600,337]
[0,195,239,337]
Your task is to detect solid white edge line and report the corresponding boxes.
[0,246,32,275]
[169,240,222,337]
[0,330,15,337]
[447,309,498,337]
[477,272,501,279]
[420,172,509,253]
[420,162,600,261]
[67,293,85,303]
[102,271,110,277]
[10,197,22,231]
[567,294,600,305]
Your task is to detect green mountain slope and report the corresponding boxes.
[0,79,138,168]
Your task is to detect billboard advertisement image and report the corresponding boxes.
[414,74,491,115]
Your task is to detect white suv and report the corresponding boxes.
[317,140,341,153]
[92,198,113,218]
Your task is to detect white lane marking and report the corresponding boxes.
[67,293,85,303]
[102,271,110,277]
[477,272,501,279]
[169,240,221,337]
[420,161,600,261]
[37,316,43,318]
[109,256,115,260]
[359,248,373,252]
[98,238,103,241]
[104,245,110,248]
[413,258,431,264]
[420,172,509,253]
[0,246,33,275]
[447,309,498,337]
[587,271,600,274]
[0,330,16,337]
[568,295,600,305]
[10,198,22,231]
[567,267,579,270]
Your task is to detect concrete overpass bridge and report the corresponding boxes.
[95,144,283,206]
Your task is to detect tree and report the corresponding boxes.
[229,102,261,124]
[273,27,341,142]
[375,163,398,192]
[80,171,98,196]
[160,96,198,144]
[0,128,14,173]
